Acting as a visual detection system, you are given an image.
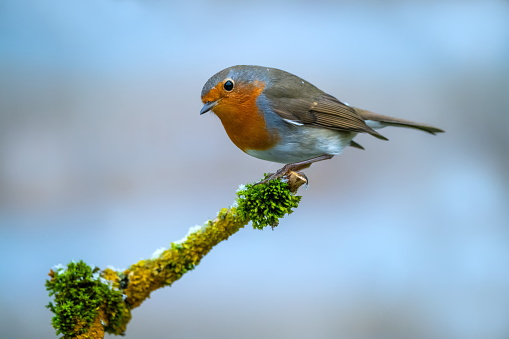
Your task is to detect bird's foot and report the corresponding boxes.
[255,154,333,187]
[255,166,309,193]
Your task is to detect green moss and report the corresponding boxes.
[46,261,130,337]
[236,178,302,229]
[44,176,305,337]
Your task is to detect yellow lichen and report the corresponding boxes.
[74,310,105,339]
[101,268,119,288]
[122,208,248,309]
[47,174,306,338]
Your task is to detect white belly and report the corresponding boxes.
[246,126,355,164]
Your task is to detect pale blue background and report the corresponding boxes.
[1,1,508,338]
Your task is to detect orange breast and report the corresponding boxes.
[212,82,279,152]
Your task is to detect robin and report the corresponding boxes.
[200,65,444,181]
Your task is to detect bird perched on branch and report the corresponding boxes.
[200,65,444,181]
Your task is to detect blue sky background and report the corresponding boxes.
[1,1,508,338]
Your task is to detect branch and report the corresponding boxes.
[46,172,307,338]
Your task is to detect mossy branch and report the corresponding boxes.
[46,172,307,339]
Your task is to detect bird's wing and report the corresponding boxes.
[267,91,387,140]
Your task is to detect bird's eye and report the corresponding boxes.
[223,80,234,91]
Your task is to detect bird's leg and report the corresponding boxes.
[257,154,334,185]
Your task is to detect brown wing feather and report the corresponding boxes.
[310,94,387,140]
[268,91,388,140]
[261,69,388,139]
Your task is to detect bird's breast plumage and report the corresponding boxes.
[210,81,280,153]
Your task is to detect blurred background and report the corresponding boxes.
[1,0,508,338]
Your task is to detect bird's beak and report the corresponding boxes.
[200,101,217,115]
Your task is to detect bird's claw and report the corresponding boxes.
[255,168,309,192]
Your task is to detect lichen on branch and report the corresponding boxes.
[46,173,306,338]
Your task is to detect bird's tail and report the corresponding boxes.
[355,108,445,135]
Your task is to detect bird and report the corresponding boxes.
[200,65,444,181]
